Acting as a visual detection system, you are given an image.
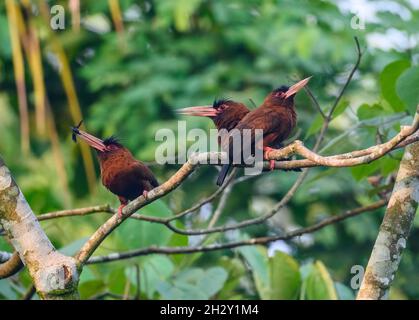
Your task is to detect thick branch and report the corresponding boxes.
[357,137,419,299]
[0,158,79,299]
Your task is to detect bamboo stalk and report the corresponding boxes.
[108,0,124,34]
[6,0,30,155]
[16,4,47,135]
[16,5,72,206]
[38,1,97,193]
[69,0,80,32]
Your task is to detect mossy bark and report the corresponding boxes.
[0,157,79,299]
[357,141,419,299]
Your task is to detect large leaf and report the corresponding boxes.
[79,280,106,299]
[357,103,384,120]
[396,66,419,115]
[135,255,175,299]
[305,113,323,139]
[116,200,173,249]
[237,246,270,299]
[303,261,338,300]
[350,159,381,181]
[380,60,411,112]
[156,267,228,300]
[269,251,301,299]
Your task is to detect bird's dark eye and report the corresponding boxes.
[106,144,118,151]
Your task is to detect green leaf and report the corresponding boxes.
[79,280,106,299]
[380,157,400,176]
[218,257,246,299]
[305,113,323,139]
[237,246,270,299]
[107,267,127,295]
[138,255,175,299]
[116,200,173,249]
[350,160,381,181]
[269,251,301,299]
[196,267,228,297]
[396,66,419,115]
[167,220,189,265]
[380,60,411,112]
[156,267,228,300]
[332,99,350,118]
[303,261,338,300]
[357,103,384,120]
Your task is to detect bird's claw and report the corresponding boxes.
[142,190,148,199]
[269,160,275,171]
[263,147,276,171]
[117,204,126,220]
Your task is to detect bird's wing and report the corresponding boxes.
[133,161,159,188]
[235,108,282,134]
[223,108,282,162]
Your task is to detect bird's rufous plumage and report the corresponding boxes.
[177,98,250,136]
[216,77,311,186]
[72,128,158,218]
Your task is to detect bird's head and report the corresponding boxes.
[266,77,311,106]
[176,98,240,119]
[71,125,124,157]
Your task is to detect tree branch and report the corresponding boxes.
[86,199,387,264]
[357,119,419,299]
[0,251,13,263]
[0,251,23,279]
[0,157,79,299]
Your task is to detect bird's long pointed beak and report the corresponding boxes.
[176,106,219,117]
[72,127,107,152]
[284,76,312,99]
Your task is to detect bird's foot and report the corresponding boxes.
[263,147,276,171]
[117,204,126,220]
[142,190,148,199]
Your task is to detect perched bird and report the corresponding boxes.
[177,98,250,143]
[72,126,159,218]
[216,77,311,186]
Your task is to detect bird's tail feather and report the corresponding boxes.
[217,164,231,186]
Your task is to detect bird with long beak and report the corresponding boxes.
[177,98,251,143]
[216,77,311,186]
[72,125,159,218]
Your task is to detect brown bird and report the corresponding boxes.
[177,98,251,143]
[72,126,159,218]
[216,77,311,186]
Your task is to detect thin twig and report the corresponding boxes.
[87,199,387,264]
[166,168,237,222]
[305,86,326,119]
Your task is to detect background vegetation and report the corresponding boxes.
[0,0,418,299]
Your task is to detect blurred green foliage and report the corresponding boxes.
[0,0,418,300]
